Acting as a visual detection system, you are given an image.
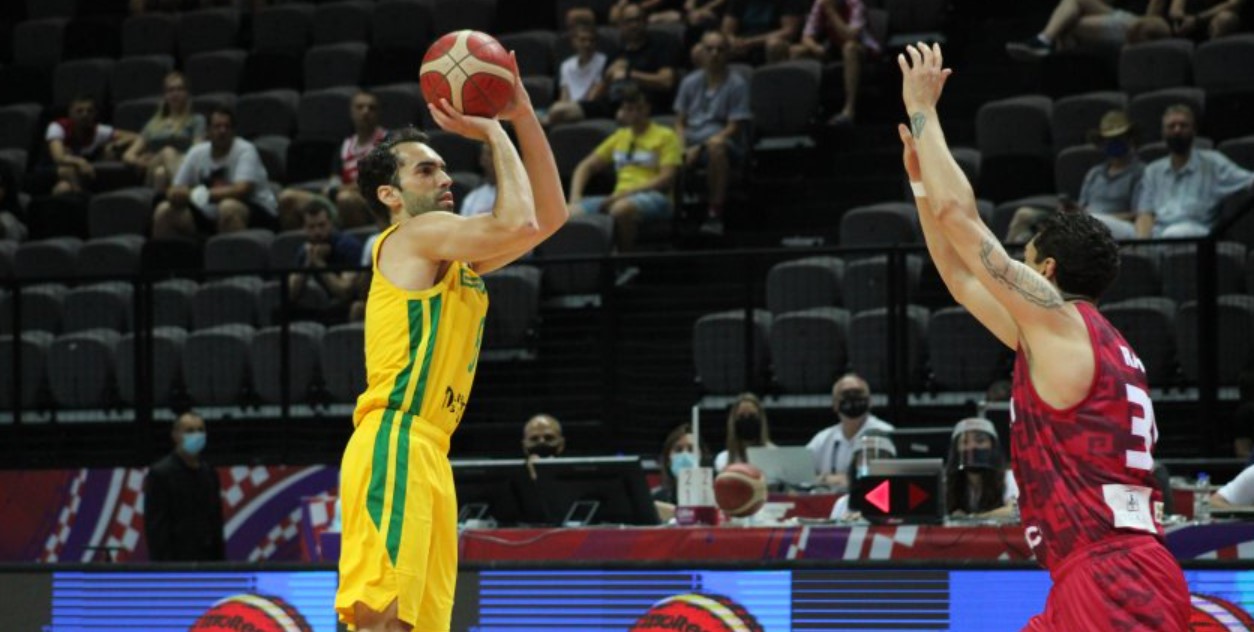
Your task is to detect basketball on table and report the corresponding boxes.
[420,30,517,118]
[714,463,767,518]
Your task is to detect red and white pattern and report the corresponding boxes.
[224,466,272,509]
[248,508,303,561]
[40,469,88,562]
[98,468,147,562]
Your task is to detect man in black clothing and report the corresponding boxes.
[143,411,226,562]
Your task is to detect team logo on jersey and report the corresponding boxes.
[1190,593,1254,631]
[189,593,313,632]
[630,593,764,632]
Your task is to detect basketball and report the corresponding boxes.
[420,30,517,118]
[189,594,313,632]
[713,463,767,518]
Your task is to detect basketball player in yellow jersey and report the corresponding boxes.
[334,55,568,632]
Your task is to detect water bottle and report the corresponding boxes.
[1194,472,1211,523]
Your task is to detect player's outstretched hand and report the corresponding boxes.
[898,42,953,116]
[496,52,535,124]
[429,98,502,142]
[897,123,922,182]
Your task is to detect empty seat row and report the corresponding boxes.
[693,294,1254,395]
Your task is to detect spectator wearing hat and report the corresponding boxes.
[946,418,1018,519]
[1005,109,1145,243]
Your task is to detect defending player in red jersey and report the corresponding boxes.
[897,43,1190,631]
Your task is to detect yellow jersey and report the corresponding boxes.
[353,224,489,436]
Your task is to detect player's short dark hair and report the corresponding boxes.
[1029,211,1120,301]
[356,126,431,219]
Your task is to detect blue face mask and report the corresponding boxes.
[669,451,698,478]
[181,432,206,456]
[1104,138,1129,158]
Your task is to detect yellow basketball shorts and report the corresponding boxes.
[335,408,458,632]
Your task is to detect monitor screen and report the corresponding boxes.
[892,427,955,460]
[452,459,549,527]
[852,458,946,524]
[530,456,661,526]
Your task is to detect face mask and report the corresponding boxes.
[526,443,559,458]
[181,432,206,456]
[1104,139,1129,158]
[958,447,997,471]
[838,397,870,419]
[1165,135,1193,155]
[669,451,698,477]
[734,414,762,442]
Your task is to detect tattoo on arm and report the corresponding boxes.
[978,237,1064,309]
[910,112,927,139]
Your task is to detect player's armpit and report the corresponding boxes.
[400,211,538,265]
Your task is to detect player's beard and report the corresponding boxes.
[400,189,442,217]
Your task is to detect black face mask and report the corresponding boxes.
[1165,135,1193,155]
[526,443,559,458]
[958,447,998,471]
[734,414,762,442]
[838,396,870,419]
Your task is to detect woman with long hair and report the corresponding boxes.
[945,418,1018,519]
[714,393,774,471]
[122,72,206,190]
[653,422,711,505]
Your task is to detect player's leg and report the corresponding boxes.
[416,446,459,632]
[1046,540,1190,631]
[354,599,410,632]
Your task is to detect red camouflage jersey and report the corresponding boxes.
[1010,301,1164,571]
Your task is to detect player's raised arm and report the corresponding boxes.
[898,124,1017,348]
[900,43,1069,336]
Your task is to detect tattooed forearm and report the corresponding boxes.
[910,112,927,139]
[978,237,1064,309]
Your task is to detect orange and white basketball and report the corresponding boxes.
[714,463,767,517]
[420,30,516,118]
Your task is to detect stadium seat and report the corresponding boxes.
[927,306,1009,390]
[1177,294,1254,384]
[77,235,143,279]
[0,284,65,335]
[176,8,240,61]
[990,195,1059,240]
[426,130,485,174]
[321,322,365,402]
[191,92,238,121]
[1101,297,1178,385]
[13,18,66,68]
[304,42,367,91]
[500,31,557,77]
[184,49,246,96]
[434,0,497,34]
[15,237,81,280]
[482,265,542,350]
[88,188,154,239]
[62,16,122,61]
[1218,135,1254,171]
[0,103,42,152]
[522,76,555,111]
[116,326,187,405]
[0,148,28,175]
[839,202,920,247]
[191,277,263,330]
[1101,247,1161,304]
[52,57,114,109]
[26,0,76,19]
[765,256,844,314]
[250,321,325,404]
[286,137,338,184]
[47,328,121,408]
[951,147,981,186]
[1118,39,1194,96]
[1054,145,1104,201]
[141,238,202,274]
[373,82,428,130]
[204,230,274,273]
[371,0,435,53]
[312,1,373,45]
[1050,91,1126,152]
[1194,34,1254,141]
[252,3,314,58]
[1161,241,1245,304]
[842,255,922,314]
[361,46,424,89]
[769,306,850,393]
[976,95,1054,202]
[152,279,197,330]
[693,308,772,394]
[548,120,616,183]
[847,305,929,390]
[1129,87,1205,144]
[252,135,290,184]
[0,331,53,409]
[749,59,821,149]
[121,13,176,58]
[0,242,15,279]
[235,89,300,139]
[296,86,356,141]
[269,230,308,270]
[240,51,304,94]
[182,323,255,405]
[533,213,613,296]
[111,55,174,104]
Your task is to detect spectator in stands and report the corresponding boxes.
[945,418,1018,519]
[714,392,776,471]
[682,0,729,34]
[0,162,26,242]
[47,95,138,195]
[461,144,499,218]
[806,373,895,493]
[1162,0,1246,40]
[523,414,566,461]
[277,91,387,231]
[590,4,681,120]
[1006,110,1144,243]
[286,203,363,324]
[153,106,279,238]
[568,84,682,251]
[828,432,895,520]
[121,72,206,192]
[1134,104,1254,238]
[545,23,610,127]
[610,0,688,24]
[143,411,226,562]
[789,0,881,126]
[653,422,710,504]
[721,0,807,64]
[674,30,752,234]
[1006,0,1167,60]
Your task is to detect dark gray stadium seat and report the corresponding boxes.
[184,49,246,96]
[1054,145,1104,201]
[693,308,772,394]
[500,31,557,77]
[116,326,187,406]
[0,103,43,152]
[842,255,922,314]
[848,305,929,390]
[250,321,325,404]
[312,1,373,45]
[548,120,616,182]
[434,0,497,34]
[533,213,613,295]
[77,235,143,278]
[269,230,309,270]
[122,13,176,58]
[0,242,15,279]
[371,0,435,52]
[951,147,981,186]
[63,282,132,333]
[15,237,81,280]
[483,265,542,350]
[152,279,197,330]
[235,90,300,139]
[0,284,66,335]
[1119,39,1194,97]
[113,97,160,137]
[204,229,274,273]
[0,331,53,409]
[191,277,263,329]
[251,135,290,184]
[1050,91,1127,152]
[1194,34,1254,141]
[304,43,367,92]
[88,188,155,238]
[183,324,255,405]
[1177,294,1254,385]
[321,322,365,402]
[769,306,850,393]
[927,306,1009,390]
[1101,247,1161,304]
[176,8,240,61]
[1161,242,1245,304]
[1219,135,1254,171]
[765,256,844,314]
[1101,297,1178,386]
[374,82,428,131]
[110,55,174,104]
[1129,87,1205,144]
[749,59,821,148]
[839,202,920,247]
[47,328,120,408]
[13,19,66,68]
[252,3,314,57]
[297,86,356,141]
[522,76,555,111]
[976,95,1054,201]
[52,57,115,109]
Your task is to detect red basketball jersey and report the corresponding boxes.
[1010,301,1164,571]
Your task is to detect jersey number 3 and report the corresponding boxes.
[1125,383,1158,471]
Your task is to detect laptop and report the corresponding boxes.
[746,446,817,488]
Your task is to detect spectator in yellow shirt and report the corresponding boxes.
[567,84,683,251]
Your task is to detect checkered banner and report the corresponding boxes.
[0,465,339,562]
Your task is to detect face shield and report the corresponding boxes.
[850,434,898,480]
[951,418,1003,472]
